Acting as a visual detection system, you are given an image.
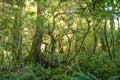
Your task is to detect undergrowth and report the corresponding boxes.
[1,52,120,80]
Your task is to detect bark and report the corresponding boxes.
[26,2,44,64]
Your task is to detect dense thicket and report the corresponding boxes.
[0,0,120,80]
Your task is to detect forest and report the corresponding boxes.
[0,0,120,80]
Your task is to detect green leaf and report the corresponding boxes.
[75,74,91,80]
[50,75,74,80]
[51,67,63,75]
[17,72,37,80]
[87,72,99,80]
[45,67,51,75]
[108,75,120,80]
[71,64,81,74]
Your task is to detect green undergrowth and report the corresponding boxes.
[1,63,120,80]
[1,52,120,80]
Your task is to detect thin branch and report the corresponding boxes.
[104,19,112,60]
[69,19,91,63]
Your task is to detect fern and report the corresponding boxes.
[17,71,37,80]
[87,72,99,80]
[108,75,120,80]
[50,75,75,80]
